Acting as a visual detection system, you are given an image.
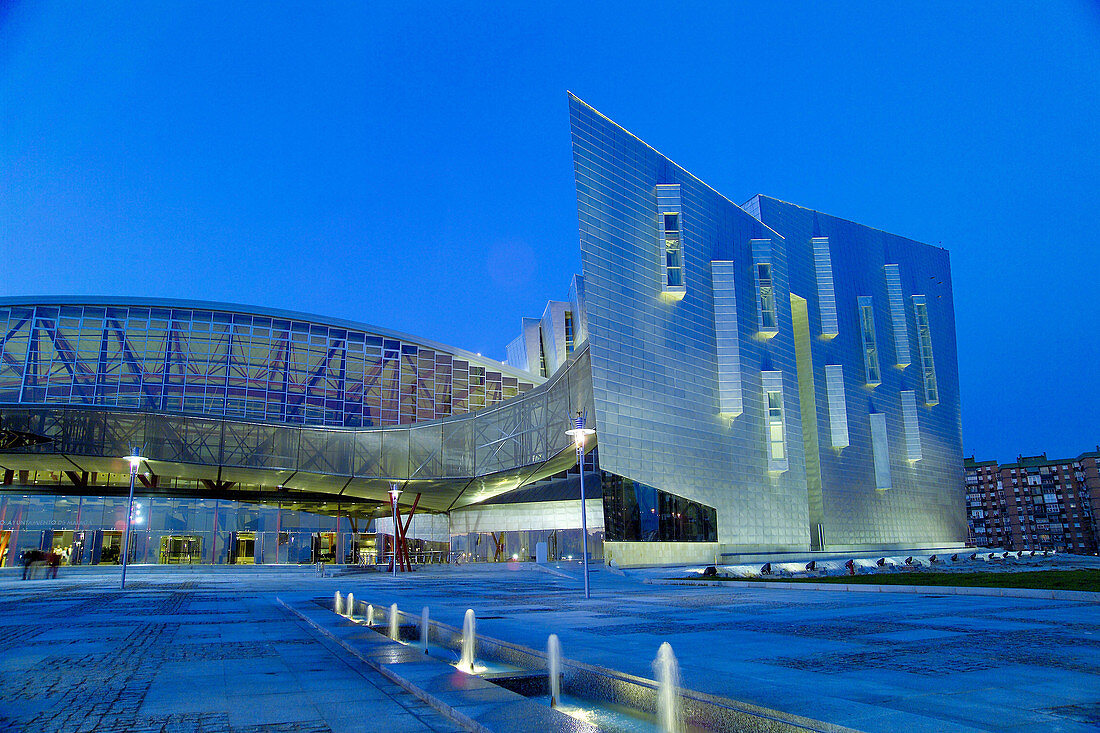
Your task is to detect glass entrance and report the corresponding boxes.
[311,532,336,563]
[229,532,256,564]
[160,535,202,564]
[99,530,123,564]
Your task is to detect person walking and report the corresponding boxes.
[46,551,60,579]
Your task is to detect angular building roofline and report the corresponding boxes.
[743,194,949,253]
[567,92,786,242]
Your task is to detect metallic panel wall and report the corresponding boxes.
[749,195,967,548]
[570,93,965,551]
[569,94,810,550]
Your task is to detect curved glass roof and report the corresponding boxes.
[0,297,539,429]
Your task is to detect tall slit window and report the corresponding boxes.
[767,390,785,460]
[761,370,788,473]
[656,184,686,300]
[564,311,574,354]
[751,239,778,336]
[664,214,683,287]
[913,296,938,404]
[857,296,881,386]
[757,263,777,330]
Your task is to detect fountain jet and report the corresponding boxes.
[458,609,476,672]
[547,634,562,707]
[389,603,400,641]
[653,642,681,733]
[420,607,430,652]
[366,604,375,626]
[334,591,343,615]
[346,592,355,617]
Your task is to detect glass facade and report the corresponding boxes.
[0,301,535,429]
[0,491,450,567]
[602,475,716,543]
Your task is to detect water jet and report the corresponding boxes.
[458,609,476,672]
[654,642,681,733]
[547,634,561,707]
[389,603,400,641]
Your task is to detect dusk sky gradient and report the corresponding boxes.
[2,2,1098,462]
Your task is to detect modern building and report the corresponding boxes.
[965,450,1099,554]
[0,94,967,568]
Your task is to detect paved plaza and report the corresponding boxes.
[0,569,464,733]
[0,564,1097,732]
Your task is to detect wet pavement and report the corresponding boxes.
[1,563,1097,732]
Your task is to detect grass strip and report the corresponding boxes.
[677,569,1100,592]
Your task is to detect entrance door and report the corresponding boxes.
[229,532,256,564]
[311,533,336,563]
[99,531,123,564]
[160,535,202,564]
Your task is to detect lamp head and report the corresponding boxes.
[124,451,143,471]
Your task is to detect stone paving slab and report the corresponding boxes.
[0,572,470,733]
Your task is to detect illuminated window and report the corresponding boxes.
[751,239,779,336]
[664,214,683,287]
[912,296,938,404]
[538,327,547,377]
[761,371,788,473]
[767,391,785,460]
[757,264,777,330]
[564,311,574,354]
[656,184,686,300]
[857,296,881,386]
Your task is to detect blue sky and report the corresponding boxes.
[2,2,1098,461]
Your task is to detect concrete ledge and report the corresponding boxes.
[278,596,596,733]
[643,578,1100,602]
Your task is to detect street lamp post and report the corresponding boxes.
[120,449,143,589]
[566,413,595,599]
[389,484,401,577]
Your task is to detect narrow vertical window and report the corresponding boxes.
[656,184,686,300]
[761,371,788,473]
[824,364,849,448]
[884,265,911,367]
[664,213,683,287]
[869,412,891,490]
[858,296,881,386]
[768,391,785,460]
[912,296,938,405]
[901,390,923,461]
[812,237,839,337]
[564,311,574,354]
[752,239,778,336]
[537,327,547,377]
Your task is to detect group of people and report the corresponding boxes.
[20,549,61,580]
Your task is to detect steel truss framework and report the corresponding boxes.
[0,300,538,430]
[0,347,595,513]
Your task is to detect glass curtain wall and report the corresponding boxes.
[0,492,450,567]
